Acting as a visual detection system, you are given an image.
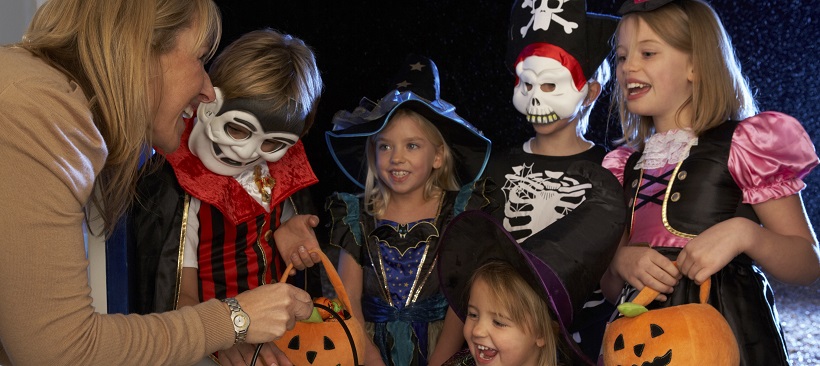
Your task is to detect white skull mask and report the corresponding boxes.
[189,88,300,176]
[513,55,588,124]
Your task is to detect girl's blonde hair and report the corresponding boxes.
[468,260,558,366]
[21,0,221,236]
[363,108,459,217]
[208,28,323,137]
[613,0,757,150]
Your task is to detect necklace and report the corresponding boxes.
[253,165,276,204]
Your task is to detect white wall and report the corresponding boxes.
[0,0,43,45]
[0,0,108,313]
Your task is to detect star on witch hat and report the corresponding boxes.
[438,160,627,365]
[506,0,619,86]
[326,54,491,189]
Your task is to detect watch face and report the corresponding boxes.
[233,313,249,330]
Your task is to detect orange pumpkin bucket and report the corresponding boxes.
[602,277,739,366]
[273,249,365,365]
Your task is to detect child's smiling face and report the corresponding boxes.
[616,16,694,131]
[374,114,443,199]
[463,277,546,366]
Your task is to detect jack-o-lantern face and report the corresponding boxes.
[272,300,365,366]
[602,278,739,366]
[273,250,367,365]
[610,323,672,365]
[283,334,341,365]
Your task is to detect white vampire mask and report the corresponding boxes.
[513,55,588,124]
[190,88,301,176]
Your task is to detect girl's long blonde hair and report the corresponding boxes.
[468,261,558,366]
[363,108,459,218]
[21,0,221,236]
[613,0,757,151]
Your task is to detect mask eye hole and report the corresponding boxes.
[541,83,556,92]
[225,122,252,140]
[261,139,288,153]
[524,83,533,91]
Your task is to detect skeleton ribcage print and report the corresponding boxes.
[501,163,590,242]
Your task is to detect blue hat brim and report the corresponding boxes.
[325,91,491,189]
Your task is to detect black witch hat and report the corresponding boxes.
[619,0,680,15]
[325,54,491,189]
[506,0,619,84]
[437,160,627,365]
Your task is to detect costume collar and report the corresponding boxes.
[635,129,698,170]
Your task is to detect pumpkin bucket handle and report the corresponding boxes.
[627,262,711,308]
[278,249,356,317]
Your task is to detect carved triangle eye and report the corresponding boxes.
[650,324,664,338]
[323,336,336,350]
[614,334,625,351]
[287,335,300,350]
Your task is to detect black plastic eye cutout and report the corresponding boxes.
[287,335,300,350]
[650,324,664,338]
[323,336,335,350]
[614,334,625,351]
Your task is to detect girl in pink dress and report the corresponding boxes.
[600,1,819,364]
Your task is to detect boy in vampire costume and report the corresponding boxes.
[481,0,624,360]
[128,29,323,364]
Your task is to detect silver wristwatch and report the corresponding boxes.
[221,297,250,344]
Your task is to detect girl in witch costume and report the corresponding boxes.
[481,0,623,360]
[129,29,323,366]
[325,54,495,366]
[601,1,819,364]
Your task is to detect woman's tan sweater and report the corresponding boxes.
[0,47,234,365]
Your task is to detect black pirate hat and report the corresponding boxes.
[326,54,491,189]
[619,0,679,14]
[507,0,619,84]
[437,161,627,365]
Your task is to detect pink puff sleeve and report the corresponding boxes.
[602,146,636,186]
[729,111,819,204]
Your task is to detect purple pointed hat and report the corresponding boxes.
[437,160,627,365]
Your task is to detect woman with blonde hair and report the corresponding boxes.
[0,0,313,364]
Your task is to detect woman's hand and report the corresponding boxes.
[235,283,313,345]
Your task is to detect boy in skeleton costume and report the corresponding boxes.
[481,0,624,360]
[129,29,323,365]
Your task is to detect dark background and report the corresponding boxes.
[211,0,819,239]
